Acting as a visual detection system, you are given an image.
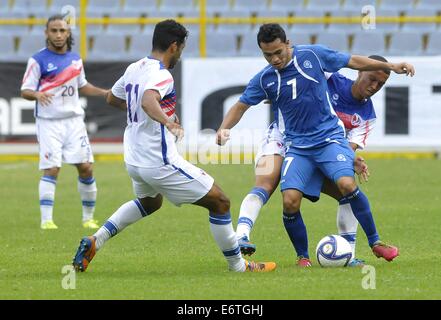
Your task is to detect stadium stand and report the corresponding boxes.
[0,34,16,62]
[306,0,340,11]
[181,30,200,57]
[11,0,48,15]
[106,12,143,36]
[426,31,441,55]
[205,0,231,15]
[378,0,415,10]
[342,0,376,11]
[126,33,152,60]
[316,32,349,52]
[210,10,253,36]
[87,33,127,61]
[286,31,314,45]
[15,34,46,61]
[48,0,80,14]
[231,0,268,15]
[387,31,424,56]
[291,9,327,33]
[255,9,290,32]
[327,8,362,34]
[402,8,438,33]
[373,8,401,32]
[158,0,199,16]
[122,0,157,15]
[0,11,29,35]
[1,0,440,59]
[416,0,441,11]
[238,32,261,57]
[86,0,120,15]
[206,32,238,57]
[351,31,387,55]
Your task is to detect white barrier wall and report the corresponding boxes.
[181,56,441,151]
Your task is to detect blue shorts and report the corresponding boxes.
[280,141,355,201]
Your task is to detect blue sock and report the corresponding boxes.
[283,211,309,258]
[342,188,379,247]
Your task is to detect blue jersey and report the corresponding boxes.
[327,73,377,149]
[240,45,350,149]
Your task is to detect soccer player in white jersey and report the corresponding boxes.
[21,15,109,230]
[72,19,276,273]
[229,55,390,267]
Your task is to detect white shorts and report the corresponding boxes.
[36,116,94,170]
[126,157,215,206]
[254,122,286,166]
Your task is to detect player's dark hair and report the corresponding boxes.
[152,19,188,52]
[368,55,390,75]
[46,14,74,51]
[257,23,287,48]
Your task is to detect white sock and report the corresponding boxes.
[78,177,97,222]
[94,199,148,250]
[39,176,57,224]
[337,202,359,259]
[236,194,264,241]
[209,212,246,272]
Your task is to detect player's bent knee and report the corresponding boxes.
[77,163,93,178]
[336,177,357,195]
[210,190,231,215]
[43,167,60,177]
[216,193,230,214]
[139,195,163,215]
[282,194,301,213]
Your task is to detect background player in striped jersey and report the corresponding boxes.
[72,19,276,273]
[217,24,414,267]
[231,55,390,266]
[21,15,109,230]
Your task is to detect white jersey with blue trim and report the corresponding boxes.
[327,73,377,150]
[240,44,351,149]
[21,48,88,119]
[111,57,179,168]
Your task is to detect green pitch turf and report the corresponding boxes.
[0,159,440,299]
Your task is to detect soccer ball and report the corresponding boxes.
[316,235,353,267]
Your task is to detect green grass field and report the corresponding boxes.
[1,159,440,299]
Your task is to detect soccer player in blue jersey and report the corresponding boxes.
[21,15,109,230]
[220,55,390,267]
[216,24,414,267]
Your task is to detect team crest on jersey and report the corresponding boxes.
[46,63,57,72]
[351,113,362,127]
[332,93,339,101]
[303,60,312,69]
[337,154,346,162]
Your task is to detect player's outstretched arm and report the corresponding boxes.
[79,83,109,97]
[216,101,250,146]
[347,55,415,76]
[106,91,127,111]
[142,89,183,139]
